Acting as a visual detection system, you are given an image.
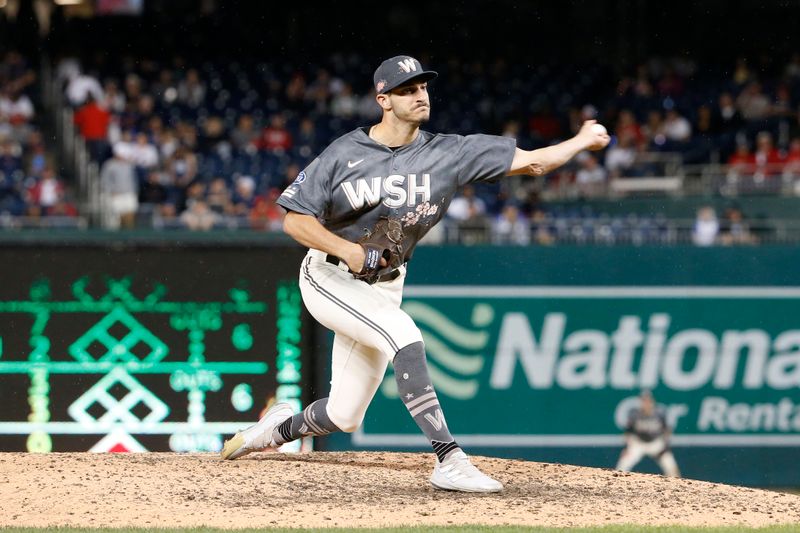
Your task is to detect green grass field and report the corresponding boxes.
[3,526,800,532]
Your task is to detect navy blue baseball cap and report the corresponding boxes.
[373,55,438,94]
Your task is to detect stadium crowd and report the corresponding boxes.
[5,47,800,242]
[0,51,80,226]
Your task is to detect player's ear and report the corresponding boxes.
[376,93,391,111]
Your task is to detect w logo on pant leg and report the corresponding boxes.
[424,409,447,431]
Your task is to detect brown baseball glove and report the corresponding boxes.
[353,218,404,284]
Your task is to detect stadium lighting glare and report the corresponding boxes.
[54,0,84,5]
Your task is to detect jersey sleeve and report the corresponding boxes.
[456,134,517,186]
[276,156,332,218]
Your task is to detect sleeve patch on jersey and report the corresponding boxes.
[293,171,307,185]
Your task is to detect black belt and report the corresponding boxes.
[326,254,402,283]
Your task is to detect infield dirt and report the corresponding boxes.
[1,451,799,529]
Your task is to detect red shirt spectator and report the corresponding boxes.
[727,144,755,172]
[249,188,285,231]
[528,105,562,141]
[73,97,111,141]
[615,110,645,145]
[258,114,293,152]
[753,132,783,176]
[784,139,800,176]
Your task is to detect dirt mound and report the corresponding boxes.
[2,451,799,529]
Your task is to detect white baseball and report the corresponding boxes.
[591,123,608,135]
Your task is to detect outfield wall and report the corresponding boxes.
[324,245,800,487]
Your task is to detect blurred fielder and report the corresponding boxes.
[616,390,681,477]
[221,54,610,492]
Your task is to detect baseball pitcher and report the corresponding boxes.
[221,54,610,492]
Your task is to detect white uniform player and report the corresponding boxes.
[616,390,681,477]
[220,54,610,492]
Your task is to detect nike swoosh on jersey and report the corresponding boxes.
[347,159,364,168]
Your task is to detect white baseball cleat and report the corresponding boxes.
[430,450,503,493]
[220,402,294,460]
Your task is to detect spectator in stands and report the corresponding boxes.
[231,174,257,216]
[528,102,563,142]
[0,170,25,216]
[65,68,103,107]
[0,87,34,142]
[447,185,490,244]
[691,103,728,164]
[249,187,284,231]
[151,68,177,107]
[206,177,233,215]
[177,68,206,108]
[101,79,126,114]
[502,119,522,139]
[605,131,637,178]
[139,170,169,206]
[692,206,719,246]
[181,199,219,230]
[657,66,685,98]
[99,149,138,229]
[24,132,48,178]
[73,94,111,162]
[615,110,644,145]
[123,73,143,102]
[199,115,230,157]
[782,138,800,187]
[712,93,743,133]
[26,167,65,216]
[753,131,783,182]
[530,208,555,245]
[117,100,142,133]
[575,152,608,198]
[725,141,755,191]
[305,68,335,114]
[125,132,159,170]
[642,110,665,148]
[330,82,358,119]
[294,117,318,159]
[1,51,36,95]
[47,193,79,220]
[231,114,259,154]
[771,84,794,122]
[284,72,308,113]
[448,184,487,222]
[662,109,692,144]
[153,128,180,161]
[736,82,771,122]
[357,88,381,121]
[166,144,198,197]
[492,203,530,245]
[258,113,293,153]
[0,136,22,178]
[719,206,757,246]
[175,121,199,151]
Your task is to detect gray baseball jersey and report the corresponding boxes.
[625,409,669,442]
[277,127,516,261]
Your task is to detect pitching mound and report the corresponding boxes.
[2,451,799,529]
